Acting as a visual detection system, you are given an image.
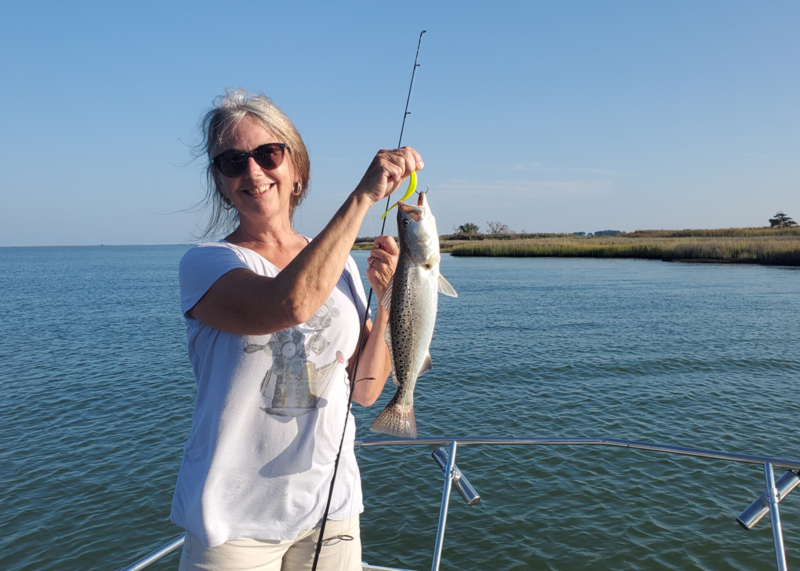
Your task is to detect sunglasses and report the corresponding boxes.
[212,143,289,178]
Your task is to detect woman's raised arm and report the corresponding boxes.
[189,147,422,336]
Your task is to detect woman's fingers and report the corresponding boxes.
[404,146,424,173]
[373,234,399,256]
[386,147,423,183]
[367,248,393,271]
[366,246,396,272]
[366,236,399,298]
[354,147,424,204]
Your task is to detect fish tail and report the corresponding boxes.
[369,397,417,439]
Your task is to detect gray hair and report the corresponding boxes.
[196,88,310,238]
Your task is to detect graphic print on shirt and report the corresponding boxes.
[244,297,344,417]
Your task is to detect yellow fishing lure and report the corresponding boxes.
[380,171,417,220]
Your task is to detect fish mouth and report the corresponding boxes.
[398,200,424,222]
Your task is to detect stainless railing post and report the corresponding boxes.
[431,440,457,571]
[765,462,789,571]
[122,438,800,571]
[118,533,186,571]
[432,447,480,507]
[738,470,800,530]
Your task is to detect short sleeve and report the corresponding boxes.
[343,255,371,326]
[179,244,250,317]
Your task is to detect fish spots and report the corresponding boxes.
[371,192,456,438]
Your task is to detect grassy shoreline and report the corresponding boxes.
[354,229,800,266]
[446,235,800,265]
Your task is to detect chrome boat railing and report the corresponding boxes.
[120,534,186,571]
[119,436,800,571]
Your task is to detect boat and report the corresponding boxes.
[119,436,800,571]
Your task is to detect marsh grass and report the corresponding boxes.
[446,236,800,265]
[622,227,800,238]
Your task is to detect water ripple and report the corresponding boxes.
[2,250,800,569]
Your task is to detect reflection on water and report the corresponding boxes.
[1,247,799,570]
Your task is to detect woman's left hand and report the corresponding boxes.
[366,235,398,300]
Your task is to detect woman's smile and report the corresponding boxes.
[244,183,274,197]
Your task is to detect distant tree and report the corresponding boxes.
[769,212,797,228]
[486,221,510,235]
[455,222,480,235]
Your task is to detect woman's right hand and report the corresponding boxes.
[353,147,424,205]
[366,235,399,300]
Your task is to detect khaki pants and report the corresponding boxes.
[178,516,361,571]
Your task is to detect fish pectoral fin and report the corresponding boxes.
[380,279,394,312]
[438,274,458,297]
[418,353,433,376]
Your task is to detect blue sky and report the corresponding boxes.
[1,1,797,246]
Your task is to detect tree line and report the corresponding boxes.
[452,212,797,236]
[454,221,509,235]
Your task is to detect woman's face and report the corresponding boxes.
[214,114,295,227]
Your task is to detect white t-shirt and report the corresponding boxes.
[171,241,368,548]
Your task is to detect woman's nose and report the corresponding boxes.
[245,156,262,178]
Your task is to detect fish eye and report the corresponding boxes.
[402,219,410,228]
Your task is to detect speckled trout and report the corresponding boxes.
[370,192,457,438]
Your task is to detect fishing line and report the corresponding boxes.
[310,30,426,571]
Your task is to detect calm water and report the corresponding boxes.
[2,246,800,570]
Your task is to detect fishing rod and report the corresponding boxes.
[310,30,427,571]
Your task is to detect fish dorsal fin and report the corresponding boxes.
[380,278,394,313]
[418,353,433,376]
[438,275,458,297]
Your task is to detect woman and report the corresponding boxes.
[172,88,422,571]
